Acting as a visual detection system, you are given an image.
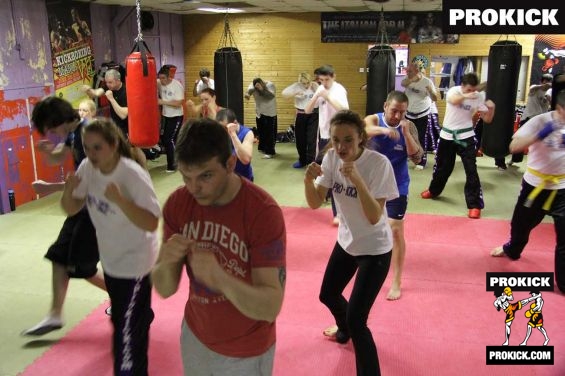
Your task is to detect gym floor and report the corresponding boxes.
[0,142,540,376]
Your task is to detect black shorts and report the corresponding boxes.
[386,195,408,220]
[45,208,99,278]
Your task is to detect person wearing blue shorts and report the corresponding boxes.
[365,91,424,300]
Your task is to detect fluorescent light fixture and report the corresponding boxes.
[196,7,245,13]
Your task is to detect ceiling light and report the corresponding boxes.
[196,7,245,13]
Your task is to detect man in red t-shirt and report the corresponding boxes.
[152,118,286,375]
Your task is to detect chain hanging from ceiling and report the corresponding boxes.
[134,0,144,43]
[217,12,238,49]
[375,6,390,45]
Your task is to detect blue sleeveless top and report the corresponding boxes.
[368,113,410,195]
[234,125,254,181]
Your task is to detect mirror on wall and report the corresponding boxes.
[430,55,529,103]
[429,56,479,100]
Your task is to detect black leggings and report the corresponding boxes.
[294,112,318,165]
[411,115,429,166]
[319,243,391,376]
[256,114,277,155]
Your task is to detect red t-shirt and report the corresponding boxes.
[162,178,286,357]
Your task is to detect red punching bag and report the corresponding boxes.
[126,40,159,147]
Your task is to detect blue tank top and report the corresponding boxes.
[234,125,254,181]
[368,113,410,195]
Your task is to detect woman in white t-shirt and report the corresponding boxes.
[304,110,398,376]
[61,118,160,375]
[282,72,319,168]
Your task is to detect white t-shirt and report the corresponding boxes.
[196,78,215,94]
[404,76,435,116]
[440,86,487,141]
[522,85,550,120]
[73,157,161,278]
[316,148,398,256]
[431,101,438,114]
[515,111,565,189]
[159,78,184,117]
[281,82,317,110]
[545,88,552,103]
[315,82,349,139]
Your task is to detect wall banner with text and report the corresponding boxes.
[321,12,459,44]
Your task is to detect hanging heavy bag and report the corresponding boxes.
[366,45,396,115]
[483,40,522,158]
[215,47,244,124]
[126,40,159,147]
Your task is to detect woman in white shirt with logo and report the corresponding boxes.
[304,110,398,376]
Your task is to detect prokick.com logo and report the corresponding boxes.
[442,0,564,34]
[486,272,554,365]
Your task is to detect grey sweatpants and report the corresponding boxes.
[180,320,275,376]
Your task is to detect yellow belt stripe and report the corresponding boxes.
[525,168,565,211]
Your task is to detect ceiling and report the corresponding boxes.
[82,0,443,14]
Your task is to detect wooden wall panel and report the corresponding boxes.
[184,13,369,130]
[184,14,537,131]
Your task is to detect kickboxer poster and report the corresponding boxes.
[46,1,95,107]
[530,35,565,84]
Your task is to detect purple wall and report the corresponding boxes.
[88,5,185,87]
[0,1,185,213]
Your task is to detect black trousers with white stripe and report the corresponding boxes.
[105,273,154,376]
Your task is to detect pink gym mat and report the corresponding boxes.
[22,208,564,375]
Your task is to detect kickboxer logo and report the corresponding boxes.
[485,272,555,365]
[493,288,549,346]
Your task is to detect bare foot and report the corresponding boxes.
[323,325,338,338]
[322,325,350,343]
[491,246,506,257]
[387,285,401,300]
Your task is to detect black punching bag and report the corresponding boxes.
[483,41,522,158]
[366,45,396,115]
[214,47,244,124]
